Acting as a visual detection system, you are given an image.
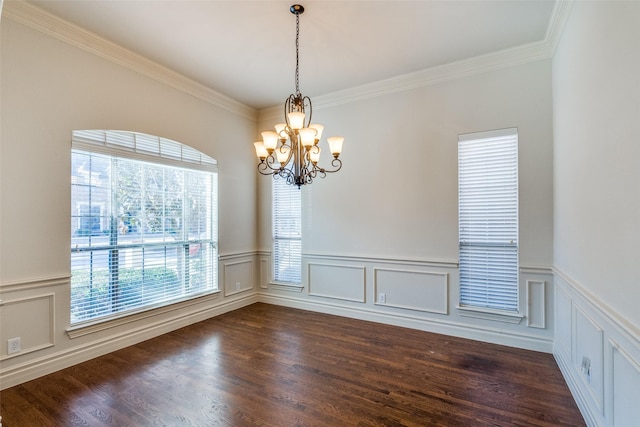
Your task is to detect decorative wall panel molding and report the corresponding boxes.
[519,265,553,275]
[0,294,258,390]
[292,253,551,352]
[0,294,55,360]
[610,340,640,426]
[259,293,552,353]
[219,251,258,261]
[0,275,70,292]
[574,307,605,415]
[259,258,269,289]
[373,268,448,315]
[223,259,254,297]
[554,269,640,427]
[526,280,546,328]
[555,285,573,359]
[304,253,458,269]
[307,263,366,303]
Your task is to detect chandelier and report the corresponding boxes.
[253,4,344,188]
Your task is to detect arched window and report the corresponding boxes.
[70,130,218,324]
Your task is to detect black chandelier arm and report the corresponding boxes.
[277,166,306,187]
[284,95,300,121]
[276,143,294,166]
[300,165,315,185]
[308,165,324,180]
[302,96,312,126]
[315,158,342,175]
[284,94,312,127]
[276,167,295,185]
[329,157,343,172]
[257,156,283,175]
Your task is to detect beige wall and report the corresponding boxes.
[1,19,258,280]
[259,61,554,265]
[553,0,640,330]
[552,2,640,425]
[257,59,556,350]
[0,17,259,386]
[4,2,639,421]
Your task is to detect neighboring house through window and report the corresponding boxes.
[458,128,519,312]
[71,130,218,324]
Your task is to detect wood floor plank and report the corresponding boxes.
[1,303,585,426]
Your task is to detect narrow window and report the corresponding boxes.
[458,128,518,312]
[71,130,218,324]
[272,178,302,284]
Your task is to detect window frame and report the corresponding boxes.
[70,130,219,327]
[271,177,302,286]
[457,127,521,317]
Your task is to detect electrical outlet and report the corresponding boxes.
[7,337,21,355]
[235,282,241,291]
[378,293,386,304]
[581,356,591,384]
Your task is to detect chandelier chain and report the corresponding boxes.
[295,12,300,96]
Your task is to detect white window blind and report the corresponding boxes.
[458,128,518,312]
[71,130,218,324]
[272,177,302,284]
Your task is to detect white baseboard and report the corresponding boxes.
[258,293,553,352]
[554,349,600,427]
[0,294,258,390]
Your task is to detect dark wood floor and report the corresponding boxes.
[1,303,585,426]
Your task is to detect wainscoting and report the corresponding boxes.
[554,270,640,427]
[0,277,63,362]
[258,252,555,353]
[9,249,620,410]
[221,252,256,297]
[0,252,259,390]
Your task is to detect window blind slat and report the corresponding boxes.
[458,129,518,312]
[272,178,302,283]
[71,130,218,324]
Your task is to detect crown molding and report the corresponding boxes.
[544,0,576,57]
[2,0,257,121]
[259,0,575,122]
[258,39,550,123]
[3,0,574,124]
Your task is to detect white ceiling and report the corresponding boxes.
[26,0,557,110]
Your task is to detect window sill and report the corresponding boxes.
[67,290,220,339]
[456,306,524,324]
[269,281,304,293]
